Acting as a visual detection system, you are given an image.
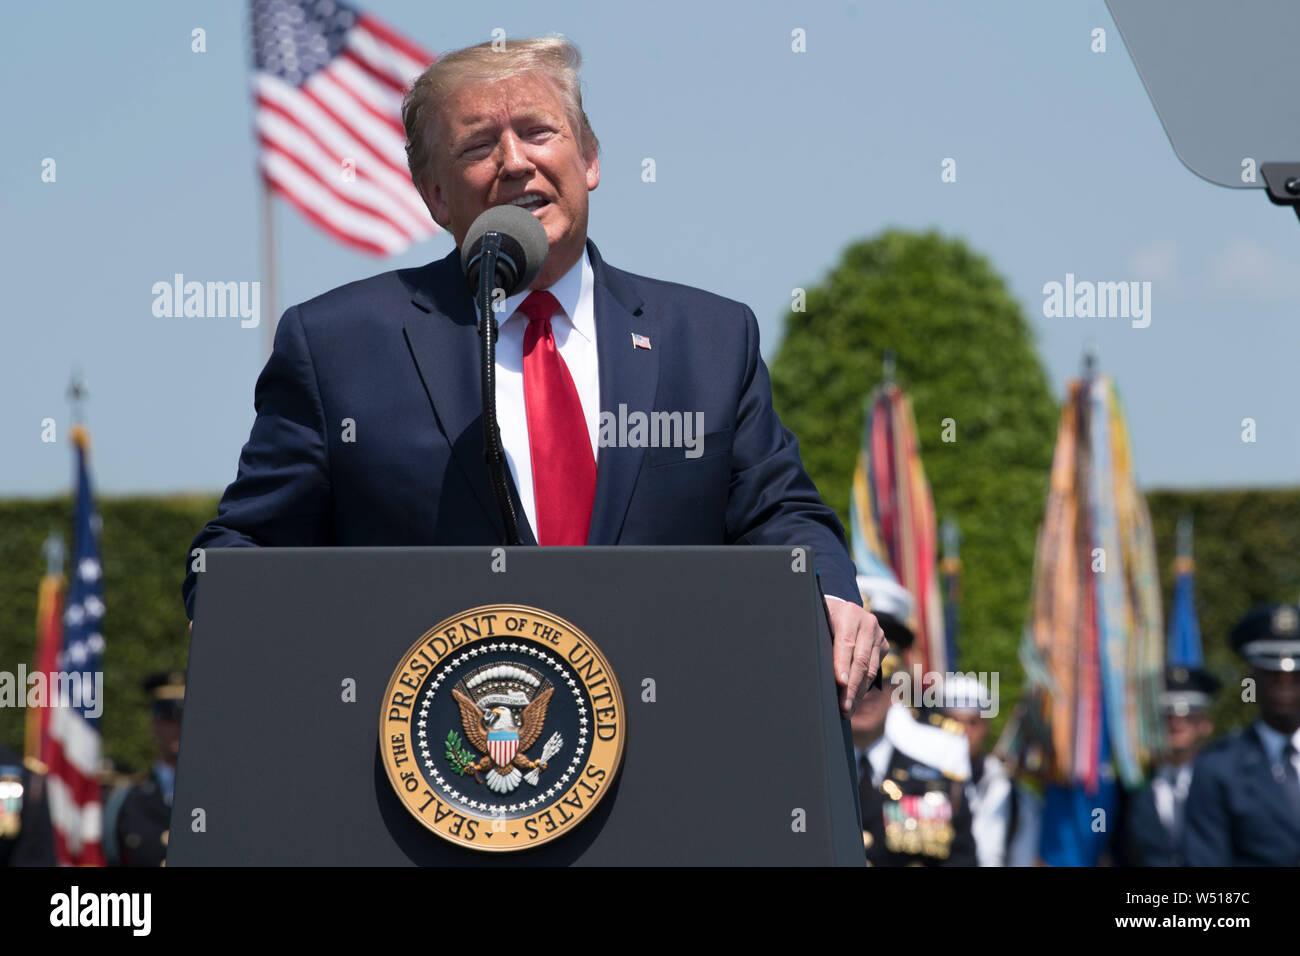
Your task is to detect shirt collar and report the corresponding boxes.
[866,735,892,787]
[1255,719,1300,764]
[500,245,594,343]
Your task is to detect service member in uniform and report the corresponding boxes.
[1183,604,1300,866]
[0,744,56,866]
[850,575,976,867]
[1126,663,1219,866]
[110,671,184,867]
[941,674,1013,866]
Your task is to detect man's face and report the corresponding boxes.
[420,72,600,290]
[850,647,909,744]
[850,683,893,742]
[945,710,989,758]
[1256,668,1300,732]
[153,714,181,765]
[1164,712,1212,754]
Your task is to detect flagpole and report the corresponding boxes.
[941,515,961,670]
[262,178,278,359]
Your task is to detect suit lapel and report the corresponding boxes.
[401,249,537,545]
[1239,724,1300,841]
[401,239,652,548]
[585,240,657,545]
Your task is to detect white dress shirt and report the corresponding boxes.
[968,753,1013,867]
[1150,762,1193,836]
[865,735,892,790]
[494,248,600,540]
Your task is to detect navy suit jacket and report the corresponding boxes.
[1183,723,1300,866]
[182,238,859,619]
[1126,783,1182,866]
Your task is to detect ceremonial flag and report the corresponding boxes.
[23,543,65,775]
[1002,371,1164,865]
[44,426,107,866]
[251,0,438,255]
[851,381,947,674]
[850,437,914,630]
[1167,516,1203,668]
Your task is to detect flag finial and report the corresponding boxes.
[42,533,64,576]
[1176,514,1194,558]
[1081,341,1100,382]
[941,516,961,562]
[66,367,87,427]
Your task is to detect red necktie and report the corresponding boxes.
[519,290,596,545]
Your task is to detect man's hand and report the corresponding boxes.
[826,597,888,717]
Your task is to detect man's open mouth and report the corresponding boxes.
[505,193,549,212]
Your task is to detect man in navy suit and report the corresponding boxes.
[182,35,887,716]
[1183,604,1300,865]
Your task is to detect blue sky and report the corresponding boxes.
[3,0,1297,496]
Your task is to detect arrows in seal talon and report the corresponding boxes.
[525,732,564,785]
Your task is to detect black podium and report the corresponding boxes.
[168,546,865,865]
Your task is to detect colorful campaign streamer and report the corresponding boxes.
[1002,373,1163,848]
[849,380,946,675]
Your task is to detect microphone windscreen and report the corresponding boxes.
[461,205,549,296]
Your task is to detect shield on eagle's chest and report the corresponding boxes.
[488,727,519,767]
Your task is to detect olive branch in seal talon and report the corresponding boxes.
[445,730,480,779]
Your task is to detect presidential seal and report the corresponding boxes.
[379,604,625,852]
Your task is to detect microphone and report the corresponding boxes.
[461,204,550,548]
[461,204,549,296]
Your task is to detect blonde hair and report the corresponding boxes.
[402,35,600,190]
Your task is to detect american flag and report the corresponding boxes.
[252,0,438,255]
[43,425,107,866]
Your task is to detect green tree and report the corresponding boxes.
[771,228,1059,724]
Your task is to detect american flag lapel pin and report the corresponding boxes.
[631,332,652,350]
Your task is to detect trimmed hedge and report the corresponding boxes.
[0,496,211,773]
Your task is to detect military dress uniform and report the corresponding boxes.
[110,671,184,867]
[942,674,1013,866]
[859,704,977,867]
[1129,766,1190,866]
[852,565,977,866]
[1183,604,1300,866]
[1127,663,1220,866]
[0,744,56,867]
[115,765,174,867]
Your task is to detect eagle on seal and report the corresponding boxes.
[452,684,555,794]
